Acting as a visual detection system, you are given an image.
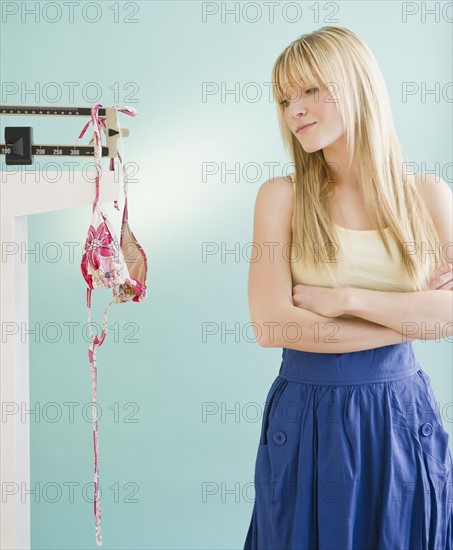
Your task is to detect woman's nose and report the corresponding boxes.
[287,100,307,117]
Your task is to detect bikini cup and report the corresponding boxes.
[79,104,148,546]
[80,171,148,307]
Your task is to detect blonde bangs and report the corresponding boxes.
[272,42,328,105]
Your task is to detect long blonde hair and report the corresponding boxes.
[272,26,444,291]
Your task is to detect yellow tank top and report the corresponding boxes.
[289,172,416,298]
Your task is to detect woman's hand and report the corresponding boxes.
[427,263,452,290]
[292,284,350,318]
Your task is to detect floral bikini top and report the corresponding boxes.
[79,104,148,546]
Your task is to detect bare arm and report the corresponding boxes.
[257,303,416,353]
[344,288,453,340]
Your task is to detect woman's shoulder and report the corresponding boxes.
[257,173,294,195]
[413,171,452,252]
[253,174,295,223]
[413,171,451,209]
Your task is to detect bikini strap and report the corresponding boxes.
[86,287,113,546]
[111,106,138,225]
[82,104,111,546]
[76,105,138,215]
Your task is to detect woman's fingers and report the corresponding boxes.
[436,264,452,276]
[438,270,453,290]
[428,264,453,290]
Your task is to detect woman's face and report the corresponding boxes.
[281,83,345,153]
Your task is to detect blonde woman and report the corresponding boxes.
[244,26,452,549]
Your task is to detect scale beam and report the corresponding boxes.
[0,105,131,163]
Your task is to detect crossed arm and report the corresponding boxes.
[346,287,452,340]
[293,285,453,341]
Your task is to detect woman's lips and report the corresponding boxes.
[297,122,316,133]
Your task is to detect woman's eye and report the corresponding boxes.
[281,87,318,106]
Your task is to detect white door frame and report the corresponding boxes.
[1,168,120,550]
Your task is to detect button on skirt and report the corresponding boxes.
[243,342,453,549]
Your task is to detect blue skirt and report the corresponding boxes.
[243,342,453,549]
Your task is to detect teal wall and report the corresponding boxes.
[1,1,451,548]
